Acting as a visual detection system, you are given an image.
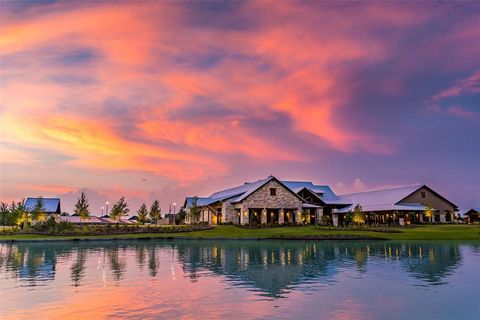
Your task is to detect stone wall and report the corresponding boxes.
[222,201,237,224]
[240,180,303,211]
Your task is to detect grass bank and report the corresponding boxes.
[1,224,479,242]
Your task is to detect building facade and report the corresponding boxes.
[183,176,457,226]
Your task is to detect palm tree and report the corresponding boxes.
[149,200,161,225]
[137,203,148,224]
[74,191,90,221]
[110,197,129,223]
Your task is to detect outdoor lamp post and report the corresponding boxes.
[106,201,109,215]
[101,206,104,215]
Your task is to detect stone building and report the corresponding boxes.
[182,176,457,226]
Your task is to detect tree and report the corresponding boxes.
[74,191,91,221]
[352,204,365,225]
[149,200,161,225]
[110,197,129,223]
[31,197,46,224]
[424,206,434,223]
[345,211,354,226]
[177,207,187,224]
[0,202,9,228]
[137,203,148,224]
[190,197,200,224]
[10,200,26,228]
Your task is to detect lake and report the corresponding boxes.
[1,240,479,319]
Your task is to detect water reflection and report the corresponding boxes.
[0,240,471,296]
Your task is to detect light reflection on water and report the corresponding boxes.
[0,240,479,319]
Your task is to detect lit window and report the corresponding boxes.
[270,188,276,196]
[421,192,426,198]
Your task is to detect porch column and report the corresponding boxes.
[239,205,245,225]
[221,203,227,224]
[279,209,285,225]
[317,208,324,225]
[261,208,267,224]
[419,212,423,223]
[332,213,339,227]
[440,212,446,223]
[296,207,302,225]
[243,208,249,225]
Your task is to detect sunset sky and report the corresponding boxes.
[0,1,479,214]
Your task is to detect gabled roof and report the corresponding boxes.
[24,198,60,213]
[210,176,273,200]
[339,185,422,208]
[282,181,350,205]
[336,185,456,213]
[185,176,306,208]
[184,197,217,209]
[233,176,305,203]
[464,208,480,215]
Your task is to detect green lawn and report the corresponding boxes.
[1,224,479,241]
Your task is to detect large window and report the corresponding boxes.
[421,191,426,198]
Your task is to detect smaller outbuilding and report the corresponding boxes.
[24,198,61,215]
[60,216,105,225]
[464,208,480,224]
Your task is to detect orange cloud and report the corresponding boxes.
[4,0,476,203]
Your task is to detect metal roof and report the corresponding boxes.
[60,216,104,224]
[185,176,343,208]
[183,178,451,214]
[24,198,60,213]
[339,185,421,205]
[232,176,280,202]
[302,203,322,208]
[184,197,217,209]
[336,185,426,213]
[337,202,426,213]
[282,181,351,205]
[464,208,480,215]
[210,177,273,200]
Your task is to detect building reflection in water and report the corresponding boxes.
[0,240,469,297]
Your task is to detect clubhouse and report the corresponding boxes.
[183,175,457,226]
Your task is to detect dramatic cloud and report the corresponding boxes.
[1,1,479,211]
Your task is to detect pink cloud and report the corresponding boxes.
[446,105,479,118]
[433,70,480,100]
[1,1,479,205]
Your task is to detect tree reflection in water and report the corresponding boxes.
[70,248,87,287]
[0,240,471,296]
[107,246,126,282]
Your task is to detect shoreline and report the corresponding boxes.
[0,235,385,243]
[1,225,479,242]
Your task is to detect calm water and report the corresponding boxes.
[1,240,479,320]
